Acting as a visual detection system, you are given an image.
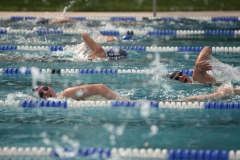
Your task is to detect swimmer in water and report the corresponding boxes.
[32,83,240,102]
[35,17,77,25]
[80,33,127,60]
[32,84,130,101]
[166,46,218,84]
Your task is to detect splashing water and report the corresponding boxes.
[209,55,240,83]
[149,53,168,77]
[90,30,108,43]
[60,0,76,18]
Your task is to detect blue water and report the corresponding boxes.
[1,18,240,154]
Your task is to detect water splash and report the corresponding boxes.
[90,30,108,43]
[60,0,76,18]
[148,125,158,137]
[149,53,168,77]
[209,55,240,83]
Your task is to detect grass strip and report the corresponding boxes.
[1,0,240,11]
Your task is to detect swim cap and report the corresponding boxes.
[106,48,127,60]
[32,86,40,92]
[120,35,132,41]
[166,71,181,80]
[36,18,49,25]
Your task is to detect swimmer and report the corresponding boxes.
[32,84,130,101]
[80,33,127,60]
[166,46,218,84]
[35,17,77,25]
[32,83,240,102]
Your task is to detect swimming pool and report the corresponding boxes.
[1,15,240,159]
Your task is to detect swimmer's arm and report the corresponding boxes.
[180,87,239,101]
[81,33,106,58]
[193,46,216,83]
[180,92,219,101]
[61,84,130,101]
[195,46,212,71]
[103,36,117,42]
[50,19,77,24]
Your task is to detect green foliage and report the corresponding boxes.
[1,0,240,11]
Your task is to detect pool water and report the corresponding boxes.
[1,17,240,158]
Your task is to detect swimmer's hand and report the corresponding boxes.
[216,86,234,97]
[195,60,212,71]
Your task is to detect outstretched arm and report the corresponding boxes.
[81,33,106,59]
[61,83,130,101]
[50,18,77,24]
[193,46,217,83]
[181,86,238,101]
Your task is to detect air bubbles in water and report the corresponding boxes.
[116,124,125,136]
[61,134,79,148]
[6,94,14,101]
[148,125,158,137]
[19,66,27,74]
[140,102,150,118]
[159,113,165,119]
[210,55,240,83]
[149,53,168,76]
[184,53,190,60]
[76,90,84,97]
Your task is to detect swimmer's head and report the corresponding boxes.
[35,18,49,25]
[32,85,57,99]
[166,71,192,83]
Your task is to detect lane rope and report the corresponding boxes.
[1,45,240,53]
[1,28,240,36]
[0,16,239,21]
[0,146,237,159]
[0,68,194,76]
[1,100,240,109]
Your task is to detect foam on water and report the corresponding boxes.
[209,55,240,83]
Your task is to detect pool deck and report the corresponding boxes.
[0,11,240,17]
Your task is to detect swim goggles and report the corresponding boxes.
[38,86,49,98]
[173,72,183,81]
[32,86,48,98]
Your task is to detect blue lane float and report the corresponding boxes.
[110,17,136,21]
[0,45,17,50]
[67,17,86,21]
[0,30,7,34]
[204,30,235,35]
[36,30,63,34]
[10,16,36,21]
[211,17,238,21]
[49,46,64,51]
[168,149,228,160]
[21,100,67,108]
[178,46,204,52]
[99,30,120,36]
[147,30,177,36]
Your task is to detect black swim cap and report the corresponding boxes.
[36,18,49,25]
[166,71,181,80]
